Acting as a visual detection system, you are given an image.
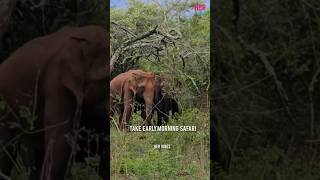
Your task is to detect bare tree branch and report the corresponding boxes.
[123,25,158,47]
[110,21,184,72]
[111,21,136,37]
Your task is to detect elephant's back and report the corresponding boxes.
[110,71,135,96]
[0,29,69,102]
[110,76,123,96]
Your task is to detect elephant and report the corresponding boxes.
[110,69,156,129]
[0,25,108,180]
[156,97,181,125]
[135,75,181,126]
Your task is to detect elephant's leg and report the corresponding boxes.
[121,103,133,129]
[41,117,75,180]
[163,107,170,124]
[157,104,170,126]
[42,124,72,180]
[121,97,133,130]
[144,105,152,126]
[120,87,135,130]
[140,106,146,120]
[143,97,154,126]
[41,86,74,180]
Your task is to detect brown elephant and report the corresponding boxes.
[0,25,108,180]
[135,75,181,125]
[110,70,156,129]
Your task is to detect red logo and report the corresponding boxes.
[194,3,206,14]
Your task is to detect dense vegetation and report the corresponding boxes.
[0,0,107,62]
[110,0,210,179]
[0,1,107,179]
[214,0,320,179]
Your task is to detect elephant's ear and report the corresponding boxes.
[70,26,108,81]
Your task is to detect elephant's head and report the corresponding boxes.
[128,71,156,125]
[60,25,109,111]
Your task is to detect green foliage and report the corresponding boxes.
[70,157,102,180]
[216,0,320,178]
[111,0,210,108]
[111,108,210,179]
[217,146,320,180]
[119,149,176,178]
[130,112,144,125]
[0,98,103,179]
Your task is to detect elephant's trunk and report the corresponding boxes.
[144,97,154,126]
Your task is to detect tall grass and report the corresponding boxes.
[111,108,210,179]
